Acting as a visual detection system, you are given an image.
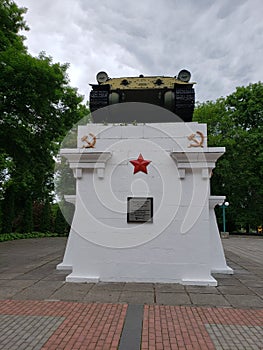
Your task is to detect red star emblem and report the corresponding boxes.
[129,153,151,174]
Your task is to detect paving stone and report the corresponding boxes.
[119,291,154,304]
[142,304,263,350]
[249,266,263,274]
[205,324,263,350]
[85,290,122,303]
[118,304,143,350]
[250,287,263,296]
[185,285,220,294]
[1,236,263,309]
[155,292,191,305]
[217,286,256,295]
[155,283,185,293]
[236,274,260,280]
[123,283,154,291]
[0,297,261,350]
[0,280,36,289]
[90,282,125,291]
[0,287,21,299]
[0,301,127,349]
[50,283,94,301]
[225,295,263,308]
[238,280,263,288]
[14,274,44,281]
[0,314,64,350]
[189,293,230,307]
[234,269,251,275]
[214,277,244,286]
[11,281,63,300]
[41,271,69,281]
[0,273,24,280]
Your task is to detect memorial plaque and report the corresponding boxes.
[127,197,153,223]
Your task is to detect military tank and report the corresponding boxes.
[89,70,195,123]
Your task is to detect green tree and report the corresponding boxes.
[226,82,263,129]
[0,0,89,232]
[22,196,33,233]
[194,82,263,232]
[0,0,28,51]
[54,205,67,235]
[1,186,15,233]
[40,200,51,233]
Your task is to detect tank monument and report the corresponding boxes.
[57,70,233,286]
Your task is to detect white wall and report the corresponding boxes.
[57,122,232,285]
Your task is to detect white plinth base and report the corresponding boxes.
[211,267,234,274]
[66,274,100,283]
[181,277,218,286]
[65,274,217,286]
[56,263,72,271]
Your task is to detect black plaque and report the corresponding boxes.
[127,197,153,223]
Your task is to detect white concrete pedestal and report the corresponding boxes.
[57,122,233,286]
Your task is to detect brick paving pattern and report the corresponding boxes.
[0,314,64,350]
[1,236,263,349]
[0,300,262,349]
[141,305,263,350]
[205,324,263,350]
[0,300,127,350]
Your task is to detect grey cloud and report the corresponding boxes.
[217,0,247,19]
[15,0,263,102]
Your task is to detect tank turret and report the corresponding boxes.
[89,70,195,123]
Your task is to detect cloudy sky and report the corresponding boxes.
[15,0,263,103]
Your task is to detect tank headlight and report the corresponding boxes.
[178,69,191,82]
[96,71,109,84]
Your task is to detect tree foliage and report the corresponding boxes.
[22,196,33,233]
[40,200,51,233]
[0,0,28,51]
[54,204,68,235]
[194,82,263,231]
[0,0,89,233]
[1,186,15,233]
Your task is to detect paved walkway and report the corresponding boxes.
[0,236,263,349]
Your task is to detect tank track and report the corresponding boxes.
[174,86,195,122]
[90,86,195,122]
[90,90,109,112]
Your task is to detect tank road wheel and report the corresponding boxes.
[109,92,120,105]
[164,91,175,111]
